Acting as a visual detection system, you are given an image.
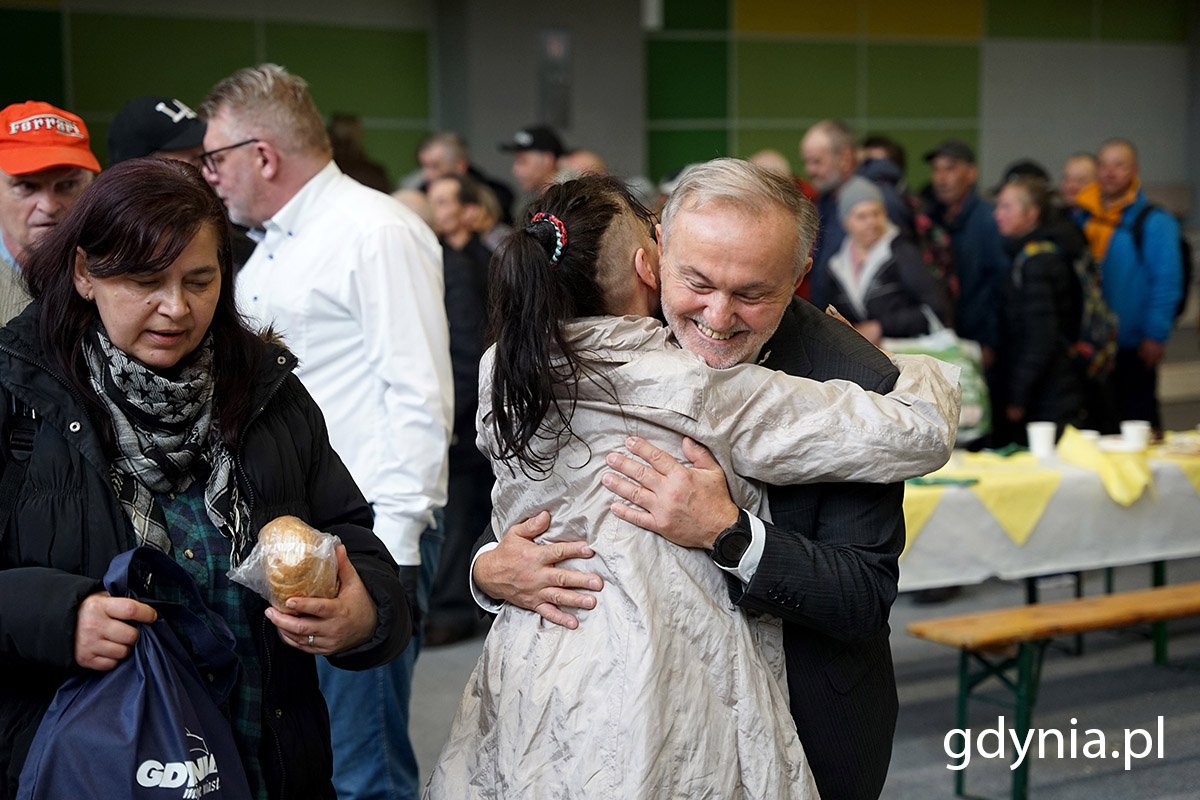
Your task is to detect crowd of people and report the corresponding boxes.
[0,62,1190,800]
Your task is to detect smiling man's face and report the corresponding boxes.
[658,200,800,369]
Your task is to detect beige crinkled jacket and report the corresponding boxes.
[427,315,960,800]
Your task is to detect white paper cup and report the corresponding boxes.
[1078,429,1101,443]
[1121,420,1151,450]
[1026,422,1057,459]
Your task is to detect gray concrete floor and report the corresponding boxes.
[411,559,1200,798]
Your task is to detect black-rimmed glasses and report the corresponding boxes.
[197,138,260,173]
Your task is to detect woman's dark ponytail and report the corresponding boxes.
[487,176,650,476]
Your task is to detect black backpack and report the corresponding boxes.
[1128,204,1193,320]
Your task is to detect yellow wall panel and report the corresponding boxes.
[867,0,983,39]
[735,0,859,36]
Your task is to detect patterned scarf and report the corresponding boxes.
[84,328,250,563]
[1076,176,1140,264]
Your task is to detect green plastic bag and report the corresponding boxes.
[883,312,990,446]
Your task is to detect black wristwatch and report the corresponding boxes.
[710,510,753,569]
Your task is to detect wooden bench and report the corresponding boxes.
[907,581,1200,800]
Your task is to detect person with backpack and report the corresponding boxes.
[1074,138,1183,431]
[993,176,1086,445]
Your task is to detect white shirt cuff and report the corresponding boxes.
[714,509,766,585]
[469,541,505,614]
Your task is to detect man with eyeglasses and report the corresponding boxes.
[0,101,99,322]
[200,64,453,800]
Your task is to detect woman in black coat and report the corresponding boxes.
[992,175,1085,445]
[825,176,950,346]
[0,159,410,799]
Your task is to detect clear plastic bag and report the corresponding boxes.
[228,515,340,607]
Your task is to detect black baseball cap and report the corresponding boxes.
[107,96,206,164]
[923,138,976,165]
[498,125,564,157]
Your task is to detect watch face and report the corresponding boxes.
[716,527,751,567]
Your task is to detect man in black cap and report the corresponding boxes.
[107,96,206,164]
[499,124,564,204]
[925,139,1008,366]
[110,95,258,268]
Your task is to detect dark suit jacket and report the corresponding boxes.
[740,298,904,800]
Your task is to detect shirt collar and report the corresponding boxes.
[261,160,341,240]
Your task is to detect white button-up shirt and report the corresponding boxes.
[237,161,453,565]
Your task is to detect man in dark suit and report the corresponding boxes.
[472,159,917,800]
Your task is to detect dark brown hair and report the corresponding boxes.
[22,157,263,449]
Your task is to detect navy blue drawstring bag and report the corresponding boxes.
[17,547,253,799]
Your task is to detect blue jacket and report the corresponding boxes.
[1076,191,1182,348]
[931,188,1009,349]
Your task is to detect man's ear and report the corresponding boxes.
[794,255,813,291]
[256,141,280,180]
[72,247,94,300]
[634,246,659,293]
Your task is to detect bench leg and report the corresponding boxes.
[1011,642,1046,800]
[1152,561,1168,665]
[952,643,1048,800]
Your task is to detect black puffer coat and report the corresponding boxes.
[996,231,1085,437]
[0,304,411,800]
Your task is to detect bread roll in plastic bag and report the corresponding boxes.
[228,515,340,607]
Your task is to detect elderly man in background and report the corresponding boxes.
[200,64,453,800]
[417,131,514,225]
[0,101,99,321]
[801,119,908,307]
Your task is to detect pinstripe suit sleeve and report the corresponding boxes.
[731,482,904,642]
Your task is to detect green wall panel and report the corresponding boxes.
[663,0,728,31]
[648,128,727,183]
[1099,0,1188,42]
[985,0,1093,39]
[646,38,728,121]
[1,8,64,107]
[867,45,979,119]
[865,127,978,190]
[70,13,256,112]
[734,128,806,167]
[736,41,857,120]
[265,24,429,119]
[362,127,428,188]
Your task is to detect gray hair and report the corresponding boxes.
[200,63,330,157]
[807,119,856,156]
[418,131,468,163]
[660,157,819,277]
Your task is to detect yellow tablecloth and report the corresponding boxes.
[906,452,1062,548]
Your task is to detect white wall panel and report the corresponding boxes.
[980,40,1188,190]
